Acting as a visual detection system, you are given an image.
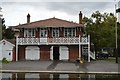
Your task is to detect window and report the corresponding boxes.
[40,28,47,37]
[24,29,35,37]
[9,53,11,55]
[64,28,75,37]
[52,28,59,37]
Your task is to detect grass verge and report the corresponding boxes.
[97,57,120,62]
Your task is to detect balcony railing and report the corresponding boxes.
[17,37,89,45]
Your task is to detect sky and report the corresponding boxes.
[0,0,120,27]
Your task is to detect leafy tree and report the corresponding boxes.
[2,18,6,38]
[83,11,116,54]
[2,18,14,39]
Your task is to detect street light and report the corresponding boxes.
[115,2,118,63]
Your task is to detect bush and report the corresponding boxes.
[2,58,9,64]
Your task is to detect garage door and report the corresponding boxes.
[25,46,40,60]
[60,46,69,60]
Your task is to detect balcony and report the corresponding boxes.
[17,37,89,45]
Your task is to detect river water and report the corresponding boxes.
[1,72,120,80]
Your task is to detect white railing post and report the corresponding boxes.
[94,51,95,59]
[16,36,18,61]
[47,38,48,45]
[88,35,90,62]
[79,35,81,59]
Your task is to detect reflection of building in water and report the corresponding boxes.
[2,73,96,80]
[25,73,39,79]
[39,73,49,80]
[2,73,119,80]
[2,73,12,79]
[0,73,2,80]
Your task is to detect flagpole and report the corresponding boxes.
[115,2,118,63]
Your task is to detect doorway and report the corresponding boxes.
[53,47,59,60]
[82,45,88,61]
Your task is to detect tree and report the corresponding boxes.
[2,18,14,39]
[2,18,6,39]
[83,11,116,54]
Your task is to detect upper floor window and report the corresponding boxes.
[52,28,59,37]
[24,29,35,37]
[40,28,47,37]
[64,28,75,37]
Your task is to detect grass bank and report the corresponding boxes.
[97,57,120,62]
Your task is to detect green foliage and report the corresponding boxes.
[83,11,118,52]
[2,58,10,64]
[98,58,120,62]
[4,28,15,39]
[2,18,14,39]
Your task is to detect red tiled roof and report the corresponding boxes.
[15,17,83,28]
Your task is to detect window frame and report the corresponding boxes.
[64,28,76,37]
[40,28,48,38]
[24,29,35,37]
[52,28,59,38]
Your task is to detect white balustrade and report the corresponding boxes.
[90,51,95,60]
[17,36,88,45]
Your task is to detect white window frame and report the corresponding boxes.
[24,29,35,37]
[40,28,48,38]
[52,28,59,38]
[64,28,76,37]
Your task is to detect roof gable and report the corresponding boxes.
[0,39,15,47]
[15,17,83,28]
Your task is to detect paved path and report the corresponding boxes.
[1,60,119,74]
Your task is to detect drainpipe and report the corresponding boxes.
[79,35,81,59]
[16,36,18,61]
[88,35,90,62]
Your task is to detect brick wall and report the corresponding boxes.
[40,45,50,60]
[69,45,79,61]
[12,47,16,61]
[18,45,26,60]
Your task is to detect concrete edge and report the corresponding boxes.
[0,70,119,74]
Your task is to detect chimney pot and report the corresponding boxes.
[79,11,82,24]
[27,13,30,23]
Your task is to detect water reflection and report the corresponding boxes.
[2,73,120,80]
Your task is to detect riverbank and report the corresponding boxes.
[0,60,119,74]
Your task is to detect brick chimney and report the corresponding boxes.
[79,11,82,24]
[27,13,30,23]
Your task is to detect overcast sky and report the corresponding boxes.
[1,0,119,27]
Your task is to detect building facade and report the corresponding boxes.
[13,11,95,62]
[0,39,15,61]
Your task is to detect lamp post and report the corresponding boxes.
[14,30,19,61]
[115,2,118,63]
